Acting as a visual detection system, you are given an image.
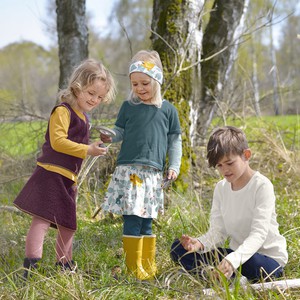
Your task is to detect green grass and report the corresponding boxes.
[212,114,300,150]
[1,115,300,299]
[0,121,47,157]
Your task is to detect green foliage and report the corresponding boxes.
[0,121,46,157]
[0,42,58,116]
[234,0,300,116]
[0,89,14,106]
[212,114,299,151]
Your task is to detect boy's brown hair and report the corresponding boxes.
[207,126,249,168]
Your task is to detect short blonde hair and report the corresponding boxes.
[58,58,116,106]
[128,50,163,107]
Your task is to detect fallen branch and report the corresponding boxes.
[250,278,300,291]
[202,278,300,297]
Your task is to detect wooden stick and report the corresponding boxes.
[250,278,300,291]
[202,278,300,296]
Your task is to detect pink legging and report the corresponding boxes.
[25,216,75,264]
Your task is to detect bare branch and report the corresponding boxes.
[118,18,133,59]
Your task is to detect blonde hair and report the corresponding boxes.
[58,58,116,106]
[128,50,163,108]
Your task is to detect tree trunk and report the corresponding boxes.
[196,0,246,142]
[269,25,280,115]
[56,0,88,90]
[251,42,261,117]
[151,0,204,186]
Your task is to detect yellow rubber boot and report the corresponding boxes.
[142,235,157,278]
[122,235,150,280]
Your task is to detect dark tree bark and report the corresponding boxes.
[56,0,88,90]
[197,0,246,141]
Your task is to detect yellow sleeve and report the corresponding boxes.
[49,106,89,159]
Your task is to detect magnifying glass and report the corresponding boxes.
[95,125,116,137]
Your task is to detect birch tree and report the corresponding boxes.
[196,0,247,142]
[269,24,280,115]
[151,0,247,150]
[276,9,300,114]
[251,41,261,117]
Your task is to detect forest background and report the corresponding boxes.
[0,0,299,120]
[0,0,300,299]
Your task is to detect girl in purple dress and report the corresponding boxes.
[14,58,116,278]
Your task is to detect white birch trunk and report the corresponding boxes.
[269,25,280,115]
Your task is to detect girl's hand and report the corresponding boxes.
[217,258,234,279]
[167,169,177,181]
[180,234,203,252]
[161,170,177,189]
[87,141,108,156]
[100,133,112,143]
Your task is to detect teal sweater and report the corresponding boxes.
[112,100,182,174]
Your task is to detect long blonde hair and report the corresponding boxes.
[58,58,116,106]
[128,50,163,108]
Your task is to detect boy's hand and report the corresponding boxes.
[87,141,108,156]
[217,258,234,279]
[180,234,203,252]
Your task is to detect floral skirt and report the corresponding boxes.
[102,165,164,218]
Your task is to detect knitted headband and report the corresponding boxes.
[129,61,163,85]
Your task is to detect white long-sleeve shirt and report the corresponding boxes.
[198,171,288,270]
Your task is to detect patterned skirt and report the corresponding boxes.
[102,165,164,218]
[13,166,77,230]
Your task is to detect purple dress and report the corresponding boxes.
[14,103,89,230]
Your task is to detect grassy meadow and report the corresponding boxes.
[0,115,299,299]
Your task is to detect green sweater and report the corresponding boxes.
[114,100,182,172]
